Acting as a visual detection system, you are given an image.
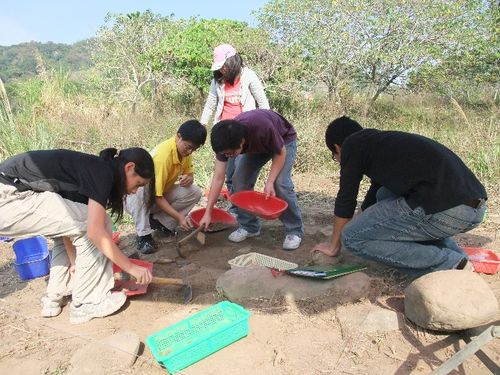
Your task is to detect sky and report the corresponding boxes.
[0,0,269,46]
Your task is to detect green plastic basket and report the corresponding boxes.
[146,301,250,373]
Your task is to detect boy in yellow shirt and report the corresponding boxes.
[126,120,207,253]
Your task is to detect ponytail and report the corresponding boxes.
[99,148,119,160]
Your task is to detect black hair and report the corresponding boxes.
[213,53,244,85]
[325,116,363,153]
[210,120,246,153]
[177,120,207,147]
[99,147,155,221]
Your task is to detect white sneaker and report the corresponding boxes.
[283,235,302,250]
[69,292,127,324]
[40,295,64,318]
[228,228,260,243]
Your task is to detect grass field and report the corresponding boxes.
[1,75,498,194]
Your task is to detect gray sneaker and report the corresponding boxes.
[69,292,127,324]
[40,295,65,318]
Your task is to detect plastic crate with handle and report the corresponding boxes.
[146,301,250,373]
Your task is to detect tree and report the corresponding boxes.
[91,11,173,112]
[408,1,499,101]
[91,14,276,111]
[258,0,494,109]
[258,0,355,107]
[158,18,275,93]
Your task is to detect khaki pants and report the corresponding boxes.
[0,183,114,305]
[126,184,202,236]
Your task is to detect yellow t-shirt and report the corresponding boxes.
[150,137,193,197]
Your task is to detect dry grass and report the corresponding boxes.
[1,77,498,193]
[0,78,14,128]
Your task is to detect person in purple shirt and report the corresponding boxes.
[199,109,304,250]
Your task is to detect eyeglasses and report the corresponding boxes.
[182,141,198,152]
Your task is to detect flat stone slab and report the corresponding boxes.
[69,331,140,374]
[405,270,499,331]
[336,302,403,334]
[360,307,403,332]
[216,266,370,303]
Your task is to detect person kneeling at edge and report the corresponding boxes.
[313,116,487,275]
[199,109,304,250]
[0,148,154,324]
[126,120,207,254]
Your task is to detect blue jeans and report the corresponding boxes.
[230,140,304,237]
[341,187,485,274]
[225,156,238,215]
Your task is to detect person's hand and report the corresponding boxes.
[312,242,341,257]
[69,264,76,276]
[198,212,212,231]
[263,181,276,198]
[178,215,193,231]
[178,174,193,187]
[129,265,153,285]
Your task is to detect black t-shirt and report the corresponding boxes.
[335,129,487,218]
[0,149,114,208]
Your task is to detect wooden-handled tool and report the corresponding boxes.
[114,272,192,303]
[176,226,205,258]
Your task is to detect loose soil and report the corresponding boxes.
[0,173,499,375]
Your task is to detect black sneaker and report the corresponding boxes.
[136,234,155,254]
[455,257,474,271]
[149,215,175,236]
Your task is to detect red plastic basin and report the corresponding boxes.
[189,207,237,228]
[464,247,500,275]
[113,258,153,296]
[229,191,288,220]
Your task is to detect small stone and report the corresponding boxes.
[404,270,499,331]
[360,307,402,332]
[180,262,200,274]
[311,251,343,265]
[69,331,140,374]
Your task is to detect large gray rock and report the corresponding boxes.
[216,266,370,303]
[69,331,140,374]
[404,270,499,331]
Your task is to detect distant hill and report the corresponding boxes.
[0,41,92,82]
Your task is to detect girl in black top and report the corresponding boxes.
[0,147,155,323]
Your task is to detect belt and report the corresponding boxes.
[465,198,485,209]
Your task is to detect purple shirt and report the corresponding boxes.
[216,109,297,161]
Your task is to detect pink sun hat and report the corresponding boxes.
[211,44,237,71]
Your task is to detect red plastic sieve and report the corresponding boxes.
[229,190,288,220]
[464,247,500,275]
[189,207,237,228]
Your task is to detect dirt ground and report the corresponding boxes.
[0,173,499,375]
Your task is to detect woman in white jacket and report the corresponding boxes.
[200,44,270,206]
[200,44,270,126]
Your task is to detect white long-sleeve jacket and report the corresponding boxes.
[200,66,270,126]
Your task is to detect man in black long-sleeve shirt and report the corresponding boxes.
[313,116,487,274]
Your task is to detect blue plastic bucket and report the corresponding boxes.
[13,236,50,281]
